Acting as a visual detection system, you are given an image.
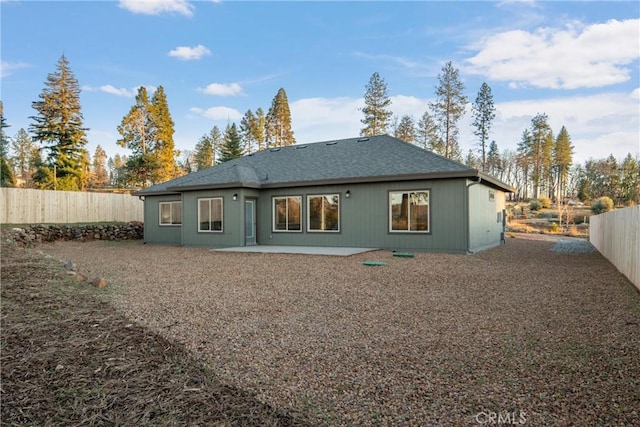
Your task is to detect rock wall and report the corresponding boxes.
[5,222,144,246]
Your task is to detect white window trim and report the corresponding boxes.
[159,201,182,226]
[307,194,340,233]
[272,196,302,232]
[198,197,224,233]
[388,190,430,233]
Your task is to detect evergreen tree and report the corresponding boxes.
[11,128,37,179]
[150,86,180,182]
[486,140,501,177]
[79,148,91,190]
[604,154,621,203]
[89,145,109,188]
[553,126,573,202]
[620,153,640,204]
[516,130,532,200]
[194,133,214,171]
[117,87,155,187]
[360,72,393,137]
[416,110,442,153]
[218,123,243,163]
[108,154,128,188]
[394,115,416,143]
[240,108,267,153]
[430,61,468,160]
[117,86,179,186]
[518,114,554,199]
[254,107,266,151]
[265,88,295,147]
[0,101,16,187]
[29,55,88,190]
[465,149,480,169]
[471,82,496,172]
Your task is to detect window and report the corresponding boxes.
[308,194,340,232]
[389,191,430,232]
[159,201,182,225]
[273,196,301,232]
[199,198,223,232]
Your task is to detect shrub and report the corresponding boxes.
[591,196,614,214]
[529,199,542,211]
[538,196,551,209]
[548,222,561,234]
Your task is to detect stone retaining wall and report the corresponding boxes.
[5,222,144,246]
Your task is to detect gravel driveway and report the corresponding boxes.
[42,237,640,426]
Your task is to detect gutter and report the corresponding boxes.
[466,176,483,254]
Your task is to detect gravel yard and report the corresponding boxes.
[42,237,640,426]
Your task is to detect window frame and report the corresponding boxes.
[388,190,430,233]
[272,195,303,232]
[307,194,340,233]
[198,197,224,233]
[159,201,182,226]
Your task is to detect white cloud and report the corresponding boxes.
[99,85,135,97]
[466,19,640,89]
[486,90,640,162]
[168,44,211,61]
[198,82,243,96]
[290,95,434,144]
[118,0,194,17]
[0,61,29,78]
[83,84,157,98]
[289,91,638,163]
[190,106,242,121]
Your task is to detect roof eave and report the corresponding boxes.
[168,181,262,192]
[260,170,481,188]
[476,172,515,193]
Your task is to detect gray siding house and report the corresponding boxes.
[136,135,512,253]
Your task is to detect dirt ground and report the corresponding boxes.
[0,238,308,426]
[2,234,640,426]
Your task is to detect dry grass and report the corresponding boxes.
[20,236,640,426]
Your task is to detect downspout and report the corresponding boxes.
[466,176,482,254]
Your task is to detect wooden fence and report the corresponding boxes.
[0,188,143,224]
[590,206,640,291]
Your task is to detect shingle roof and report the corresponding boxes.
[137,135,512,195]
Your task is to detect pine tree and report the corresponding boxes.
[254,107,266,151]
[465,149,479,169]
[416,110,442,153]
[11,128,37,180]
[527,114,554,199]
[117,87,155,187]
[516,130,532,200]
[486,141,502,177]
[89,145,109,188]
[430,61,468,160]
[553,126,573,202]
[218,123,243,163]
[265,88,295,147]
[79,149,91,190]
[471,82,496,172]
[0,101,16,187]
[620,153,640,204]
[360,72,393,137]
[150,86,180,182]
[117,86,178,186]
[29,55,88,190]
[395,115,416,143]
[194,133,214,171]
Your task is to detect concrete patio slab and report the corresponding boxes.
[212,245,379,256]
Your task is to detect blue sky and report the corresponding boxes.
[2,0,639,165]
